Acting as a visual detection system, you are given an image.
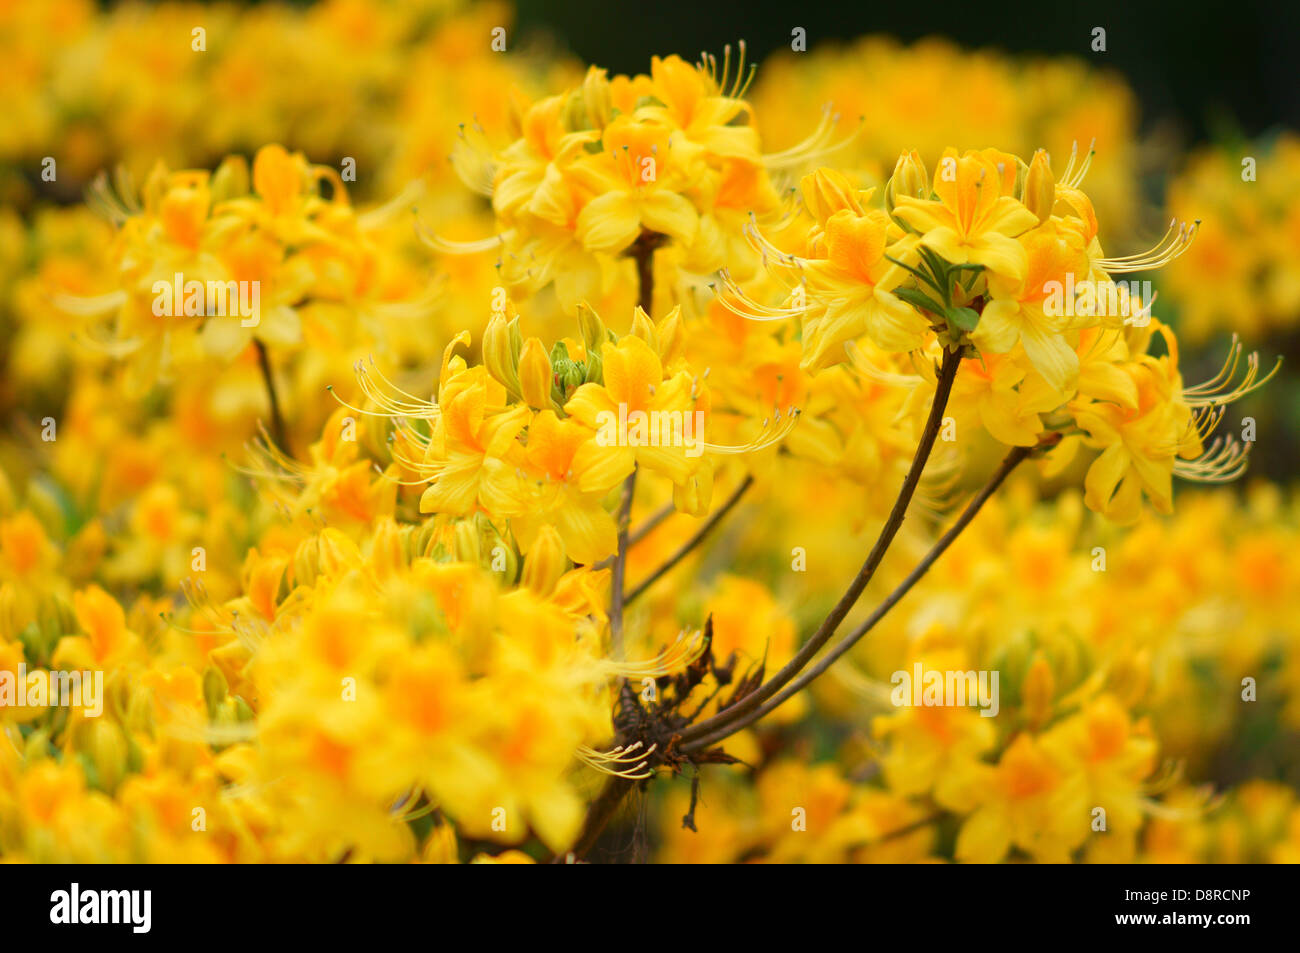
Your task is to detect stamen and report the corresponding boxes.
[763,105,863,171]
[358,180,428,230]
[702,406,801,454]
[415,212,510,255]
[712,270,806,322]
[598,628,708,678]
[1096,219,1199,273]
[1174,435,1250,483]
[1183,336,1282,406]
[1061,138,1097,188]
[576,741,657,779]
[843,340,922,387]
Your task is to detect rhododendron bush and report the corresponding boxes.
[0,0,1295,867]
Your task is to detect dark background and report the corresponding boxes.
[516,0,1300,145]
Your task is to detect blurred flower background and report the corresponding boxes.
[0,0,1297,863]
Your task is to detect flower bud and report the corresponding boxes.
[581,66,612,131]
[453,519,481,566]
[629,305,659,351]
[800,167,863,225]
[522,525,569,596]
[482,314,523,399]
[884,150,929,214]
[414,517,442,561]
[1024,149,1056,224]
[518,337,554,409]
[576,304,610,383]
[550,341,587,403]
[368,517,407,581]
[656,306,685,366]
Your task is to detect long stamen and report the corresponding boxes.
[844,341,924,387]
[763,105,863,171]
[1096,219,1199,273]
[702,406,801,454]
[598,629,707,678]
[415,211,509,255]
[1174,435,1250,483]
[357,180,428,230]
[1061,138,1097,188]
[1183,338,1282,406]
[711,268,807,322]
[576,741,657,779]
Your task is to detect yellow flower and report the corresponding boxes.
[893,148,1039,280]
[511,410,620,564]
[974,218,1090,395]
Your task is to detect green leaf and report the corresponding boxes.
[916,244,952,279]
[884,254,942,292]
[896,288,946,316]
[947,306,981,332]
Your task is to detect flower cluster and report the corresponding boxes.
[432,47,793,318]
[723,149,1274,522]
[0,0,1294,865]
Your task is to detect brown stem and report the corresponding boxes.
[606,233,662,652]
[682,443,1032,753]
[590,501,676,572]
[565,776,637,861]
[678,346,963,746]
[632,232,661,315]
[255,340,290,456]
[565,349,962,859]
[624,474,754,605]
[608,471,637,658]
[562,232,662,862]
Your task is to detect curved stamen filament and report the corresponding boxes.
[712,270,806,322]
[576,741,657,779]
[415,212,509,255]
[358,180,428,230]
[1174,436,1250,483]
[763,104,863,171]
[702,406,801,454]
[1096,219,1199,273]
[1140,788,1223,821]
[743,218,807,272]
[1183,337,1282,406]
[844,340,924,387]
[599,629,707,678]
[1060,138,1097,189]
